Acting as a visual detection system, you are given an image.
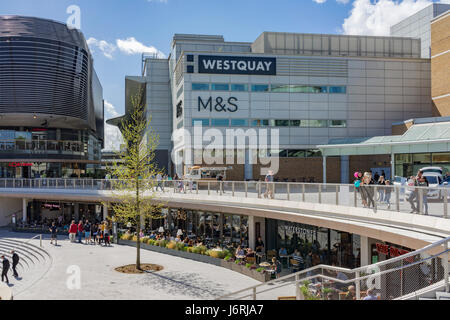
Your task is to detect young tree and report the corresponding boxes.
[105,91,164,270]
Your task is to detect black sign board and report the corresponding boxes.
[198,55,276,75]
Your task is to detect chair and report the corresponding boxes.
[246,256,256,264]
[290,259,300,272]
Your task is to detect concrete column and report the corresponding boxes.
[341,155,349,184]
[22,198,27,222]
[322,156,327,183]
[103,204,108,221]
[248,215,255,250]
[360,235,369,267]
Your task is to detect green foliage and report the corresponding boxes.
[209,249,227,259]
[300,284,320,300]
[224,255,232,261]
[245,263,252,269]
[175,242,185,251]
[256,267,265,273]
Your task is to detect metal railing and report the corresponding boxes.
[0,178,448,219]
[217,236,450,300]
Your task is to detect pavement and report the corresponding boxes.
[2,232,260,300]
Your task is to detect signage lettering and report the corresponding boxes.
[198,55,276,75]
[376,243,411,261]
[198,97,238,113]
[8,162,33,167]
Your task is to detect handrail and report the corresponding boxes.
[217,236,450,300]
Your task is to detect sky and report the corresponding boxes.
[1,0,449,149]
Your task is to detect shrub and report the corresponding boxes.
[120,234,132,241]
[182,246,188,252]
[140,236,149,243]
[167,241,177,250]
[148,239,155,246]
[224,255,232,261]
[191,246,202,254]
[256,267,265,273]
[187,247,193,253]
[245,263,252,269]
[132,235,138,242]
[175,242,185,251]
[300,284,320,300]
[209,250,226,259]
[250,264,257,270]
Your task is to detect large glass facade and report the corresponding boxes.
[395,152,450,177]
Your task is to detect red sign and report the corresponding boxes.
[376,243,412,262]
[32,128,48,131]
[8,162,33,167]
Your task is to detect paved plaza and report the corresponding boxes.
[1,232,260,300]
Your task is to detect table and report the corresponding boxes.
[236,255,246,260]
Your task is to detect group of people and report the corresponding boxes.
[63,220,111,246]
[1,251,20,285]
[406,169,429,214]
[354,170,392,209]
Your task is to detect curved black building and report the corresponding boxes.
[0,16,104,178]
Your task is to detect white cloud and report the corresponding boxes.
[147,0,168,2]
[103,100,123,151]
[313,0,327,3]
[336,0,350,4]
[87,37,116,59]
[341,0,449,36]
[116,37,166,58]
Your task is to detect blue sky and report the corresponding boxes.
[0,0,447,149]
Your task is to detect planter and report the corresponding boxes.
[231,262,245,273]
[220,260,234,270]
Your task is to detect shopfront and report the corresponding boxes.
[395,152,450,178]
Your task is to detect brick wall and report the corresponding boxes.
[349,155,391,181]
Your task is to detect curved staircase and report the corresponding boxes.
[0,237,52,298]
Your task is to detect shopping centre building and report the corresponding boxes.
[0,16,105,179]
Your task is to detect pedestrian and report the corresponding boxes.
[377,175,385,202]
[384,180,392,209]
[103,221,110,246]
[1,255,10,284]
[216,174,225,193]
[77,220,84,243]
[264,170,274,199]
[49,221,58,246]
[68,220,77,242]
[417,174,429,215]
[11,250,19,278]
[84,220,92,244]
[156,173,164,192]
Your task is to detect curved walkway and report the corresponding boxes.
[2,232,259,300]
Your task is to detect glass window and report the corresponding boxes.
[232,215,241,244]
[186,54,194,62]
[231,84,248,92]
[230,119,248,126]
[211,83,229,91]
[290,120,301,126]
[271,84,290,92]
[309,120,328,127]
[252,119,269,126]
[288,150,306,158]
[223,214,232,242]
[328,86,346,94]
[192,83,209,91]
[306,149,322,157]
[270,149,288,157]
[211,119,229,126]
[329,120,347,128]
[192,118,210,126]
[187,65,194,73]
[432,153,450,164]
[413,153,431,164]
[251,84,269,92]
[270,120,290,127]
[289,85,327,93]
[212,213,221,241]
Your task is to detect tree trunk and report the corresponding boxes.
[136,177,141,270]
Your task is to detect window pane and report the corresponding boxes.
[192,83,209,91]
[231,119,248,126]
[290,120,301,126]
[251,84,269,92]
[306,149,322,157]
[309,120,327,127]
[211,119,229,126]
[289,85,327,93]
[288,150,306,157]
[192,118,210,126]
[329,120,347,127]
[432,153,450,163]
[271,84,290,92]
[272,120,290,126]
[231,84,248,92]
[329,86,346,94]
[413,153,431,164]
[211,83,229,91]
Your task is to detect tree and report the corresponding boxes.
[105,91,164,270]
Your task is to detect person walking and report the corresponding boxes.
[418,174,429,215]
[1,255,10,284]
[77,220,84,244]
[156,173,164,192]
[49,221,58,246]
[68,220,77,243]
[11,250,19,278]
[103,221,110,246]
[384,180,392,209]
[377,175,385,203]
[216,174,225,193]
[264,170,274,199]
[84,220,92,244]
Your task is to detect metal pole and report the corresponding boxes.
[220,181,223,196]
[355,271,361,300]
[252,287,257,300]
[418,188,423,214]
[232,181,235,197]
[373,185,377,210]
[245,181,248,198]
[396,185,400,212]
[354,186,357,207]
[444,188,448,219]
[208,181,210,195]
[445,242,449,293]
[40,234,42,248]
[318,184,322,204]
[336,185,339,205]
[287,183,290,201]
[258,182,261,198]
[302,184,305,202]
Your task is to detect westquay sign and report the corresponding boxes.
[198,55,276,75]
